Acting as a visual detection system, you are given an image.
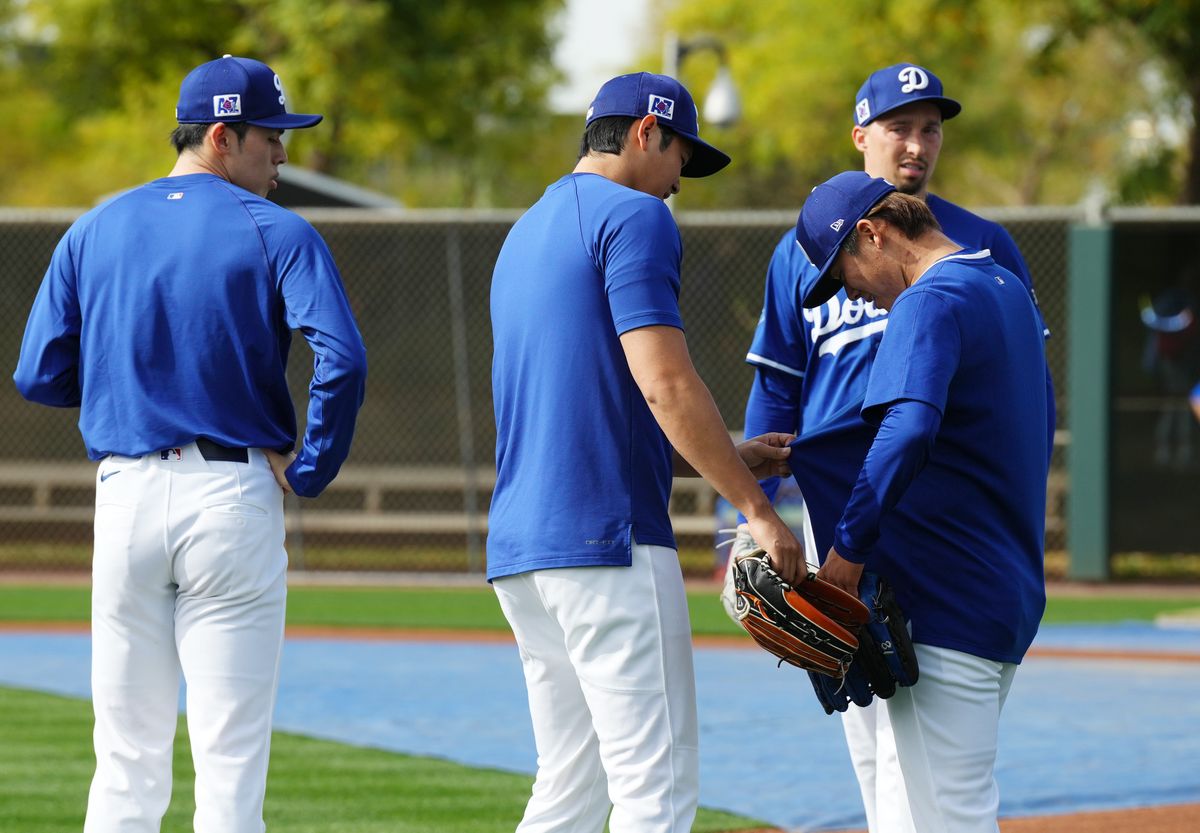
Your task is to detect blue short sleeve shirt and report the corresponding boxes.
[487,174,683,580]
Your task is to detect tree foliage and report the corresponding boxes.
[1028,0,1200,203]
[1,0,1196,208]
[656,0,1183,208]
[0,0,565,207]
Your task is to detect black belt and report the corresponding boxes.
[195,438,249,464]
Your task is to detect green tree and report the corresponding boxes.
[4,0,1190,209]
[654,0,1167,208]
[1031,0,1200,204]
[0,0,565,207]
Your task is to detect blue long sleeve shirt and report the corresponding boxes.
[13,173,366,497]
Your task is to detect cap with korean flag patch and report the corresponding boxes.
[796,172,897,309]
[175,55,322,129]
[585,71,731,177]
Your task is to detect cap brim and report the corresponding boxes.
[801,255,843,309]
[795,174,896,307]
[246,113,323,129]
[679,135,731,178]
[935,98,962,120]
[869,95,961,125]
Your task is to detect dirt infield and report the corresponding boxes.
[821,802,1200,833]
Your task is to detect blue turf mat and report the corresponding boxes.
[2,623,1199,831]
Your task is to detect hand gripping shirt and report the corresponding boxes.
[488,173,684,581]
[746,193,1045,442]
[13,173,367,497]
[743,193,1052,511]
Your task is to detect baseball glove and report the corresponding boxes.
[809,571,919,714]
[719,524,760,623]
[729,549,870,677]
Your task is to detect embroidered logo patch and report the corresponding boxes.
[830,218,845,232]
[855,97,871,124]
[648,94,675,120]
[213,94,242,117]
[167,192,183,200]
[160,448,183,462]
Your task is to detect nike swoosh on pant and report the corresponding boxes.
[100,470,121,482]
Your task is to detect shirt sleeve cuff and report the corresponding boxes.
[832,527,870,564]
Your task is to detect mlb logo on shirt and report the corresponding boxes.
[213,94,242,118]
[160,448,183,462]
[648,94,675,120]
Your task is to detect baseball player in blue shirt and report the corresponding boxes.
[489,72,803,833]
[796,171,1052,833]
[14,55,366,833]
[730,64,1052,833]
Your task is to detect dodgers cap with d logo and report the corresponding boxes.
[586,71,731,178]
[796,172,897,309]
[176,55,322,129]
[853,63,961,127]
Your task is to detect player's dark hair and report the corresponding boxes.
[170,122,251,154]
[577,116,677,162]
[842,192,942,255]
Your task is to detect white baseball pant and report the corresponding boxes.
[86,442,287,833]
[493,541,699,833]
[840,697,916,833]
[886,644,1018,833]
[799,500,914,833]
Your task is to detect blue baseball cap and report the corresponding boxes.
[176,55,322,129]
[796,172,897,309]
[853,63,961,127]
[586,72,731,178]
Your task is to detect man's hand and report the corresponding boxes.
[737,432,795,480]
[744,513,805,586]
[264,449,297,494]
[817,547,864,596]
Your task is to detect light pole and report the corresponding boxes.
[662,32,741,128]
[662,32,740,212]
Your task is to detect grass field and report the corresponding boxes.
[0,580,789,832]
[0,544,730,576]
[0,686,765,833]
[2,582,1199,633]
[6,542,1200,580]
[2,580,1197,832]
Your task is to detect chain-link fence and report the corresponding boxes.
[0,205,1080,575]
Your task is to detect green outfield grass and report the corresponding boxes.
[6,542,1200,580]
[0,544,726,576]
[0,686,767,833]
[0,582,1197,634]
